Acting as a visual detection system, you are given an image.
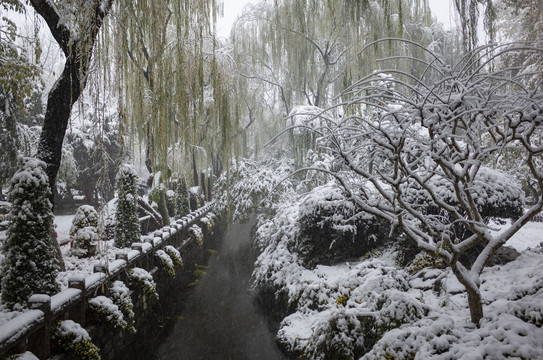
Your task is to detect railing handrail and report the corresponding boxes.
[0,202,216,357]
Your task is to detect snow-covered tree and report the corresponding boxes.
[1,157,60,307]
[114,164,141,248]
[175,177,190,219]
[318,42,543,325]
[69,205,99,257]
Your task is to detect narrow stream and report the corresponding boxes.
[152,217,288,360]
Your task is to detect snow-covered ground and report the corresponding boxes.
[54,214,75,246]
[251,198,543,360]
[498,219,543,252]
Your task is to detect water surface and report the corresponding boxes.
[153,217,288,360]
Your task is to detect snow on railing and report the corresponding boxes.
[0,202,216,359]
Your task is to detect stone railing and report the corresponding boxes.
[0,202,218,359]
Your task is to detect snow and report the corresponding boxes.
[9,351,39,360]
[54,319,90,344]
[108,259,126,275]
[249,173,543,359]
[499,220,543,252]
[85,272,106,289]
[0,310,43,345]
[27,294,50,305]
[127,250,140,261]
[88,296,126,329]
[54,214,75,246]
[51,289,82,313]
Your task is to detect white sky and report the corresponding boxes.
[216,0,456,38]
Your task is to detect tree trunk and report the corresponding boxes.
[451,261,484,326]
[30,0,114,207]
[466,286,484,326]
[37,59,81,204]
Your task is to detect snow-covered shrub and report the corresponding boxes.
[52,320,100,360]
[297,183,392,267]
[303,309,377,360]
[128,267,158,300]
[88,295,127,330]
[174,177,190,219]
[402,168,525,240]
[189,224,204,248]
[273,255,428,360]
[165,189,175,217]
[69,205,99,257]
[164,245,183,267]
[214,157,295,221]
[199,214,214,235]
[109,280,135,333]
[155,249,175,277]
[114,164,141,248]
[1,157,60,307]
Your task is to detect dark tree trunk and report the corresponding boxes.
[30,0,114,207]
[451,261,484,326]
[192,150,199,186]
[29,0,114,269]
[37,58,82,202]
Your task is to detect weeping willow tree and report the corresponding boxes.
[453,0,496,52]
[112,0,237,187]
[231,0,434,164]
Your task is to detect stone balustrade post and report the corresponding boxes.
[28,294,51,359]
[132,243,147,269]
[115,252,130,283]
[68,276,87,325]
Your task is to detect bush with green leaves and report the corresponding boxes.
[129,267,158,300]
[114,164,141,248]
[189,224,204,248]
[88,295,128,330]
[52,320,101,360]
[155,249,175,277]
[109,280,135,333]
[0,157,60,307]
[164,245,183,267]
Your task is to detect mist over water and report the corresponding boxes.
[152,216,288,360]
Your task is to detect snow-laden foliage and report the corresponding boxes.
[189,224,204,249]
[1,157,60,307]
[164,245,183,267]
[215,157,295,221]
[69,205,99,257]
[199,214,215,235]
[297,183,391,267]
[255,196,543,359]
[129,267,158,300]
[253,193,427,359]
[114,164,141,248]
[88,295,127,330]
[109,280,135,334]
[52,320,100,360]
[155,249,175,277]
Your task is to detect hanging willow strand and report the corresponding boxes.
[110,0,233,183]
